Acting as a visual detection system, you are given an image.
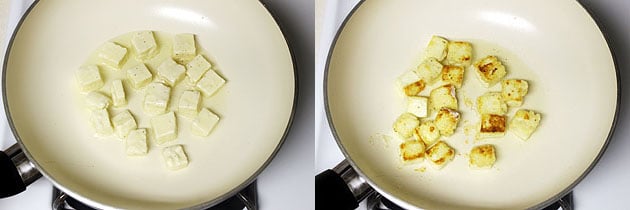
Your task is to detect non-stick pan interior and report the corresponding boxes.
[4,1,295,209]
[326,1,617,209]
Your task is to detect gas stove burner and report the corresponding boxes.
[51,180,258,210]
[366,191,574,210]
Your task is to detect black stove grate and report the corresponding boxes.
[367,191,573,210]
[51,181,258,210]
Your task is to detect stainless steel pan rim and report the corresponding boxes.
[2,1,299,209]
[323,0,620,209]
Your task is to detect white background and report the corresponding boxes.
[315,0,630,209]
[0,0,314,209]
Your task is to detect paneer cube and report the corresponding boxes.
[126,63,153,89]
[469,144,496,168]
[157,58,186,86]
[502,79,529,107]
[111,80,127,107]
[86,91,110,110]
[509,109,541,140]
[477,92,507,115]
[474,55,507,87]
[151,111,178,145]
[392,113,420,139]
[90,109,113,136]
[162,144,189,170]
[196,70,226,97]
[477,114,506,139]
[131,31,158,60]
[178,90,201,118]
[126,129,148,156]
[429,84,458,112]
[144,82,171,115]
[434,108,460,136]
[75,65,103,92]
[445,41,472,67]
[397,70,424,96]
[425,141,455,169]
[424,35,448,61]
[173,33,196,63]
[191,108,220,137]
[414,121,440,146]
[441,65,465,88]
[400,141,425,164]
[414,57,443,83]
[98,42,128,69]
[112,110,137,139]
[186,54,212,83]
[407,96,428,118]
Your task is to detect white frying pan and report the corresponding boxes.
[320,0,618,209]
[1,0,296,209]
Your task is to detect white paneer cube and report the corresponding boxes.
[429,85,458,112]
[400,141,425,164]
[173,33,196,63]
[90,109,113,136]
[502,79,529,107]
[441,65,465,88]
[162,144,189,170]
[393,113,420,139]
[509,109,541,140]
[414,57,443,84]
[98,42,128,69]
[407,96,428,118]
[86,92,110,110]
[75,65,103,92]
[415,121,440,146]
[112,110,137,139]
[111,80,126,107]
[126,129,148,156]
[397,70,424,96]
[178,90,201,118]
[445,41,473,67]
[131,31,158,60]
[424,36,448,61]
[477,114,506,139]
[126,63,153,89]
[186,54,212,83]
[434,108,460,136]
[196,70,226,97]
[151,112,178,145]
[469,144,496,169]
[474,56,507,87]
[425,141,455,169]
[191,108,220,137]
[157,59,186,86]
[477,92,507,115]
[144,82,171,115]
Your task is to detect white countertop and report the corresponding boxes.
[315,0,630,209]
[0,0,314,209]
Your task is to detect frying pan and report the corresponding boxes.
[318,0,619,209]
[0,0,296,209]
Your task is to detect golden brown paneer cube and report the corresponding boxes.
[469,144,496,168]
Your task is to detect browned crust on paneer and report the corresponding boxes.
[425,141,455,165]
[400,141,425,161]
[480,114,506,133]
[404,80,425,96]
[451,41,472,62]
[436,108,460,125]
[469,144,496,167]
[475,56,504,80]
[441,65,464,88]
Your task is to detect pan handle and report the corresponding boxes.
[316,160,373,210]
[0,143,42,198]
